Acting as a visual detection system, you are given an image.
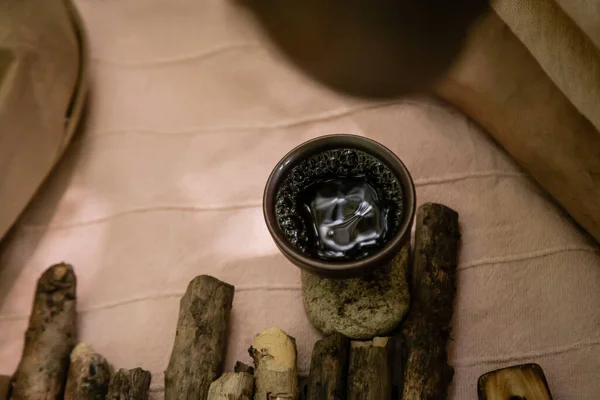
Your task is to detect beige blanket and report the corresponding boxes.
[1,1,599,398]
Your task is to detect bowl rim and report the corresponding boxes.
[263,133,416,278]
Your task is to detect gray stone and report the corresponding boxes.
[302,245,410,340]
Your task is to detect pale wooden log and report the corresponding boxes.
[64,343,111,400]
[11,263,77,400]
[402,203,460,400]
[307,333,350,400]
[164,275,235,400]
[478,363,553,400]
[435,9,600,244]
[207,372,254,400]
[106,368,151,400]
[347,337,394,400]
[249,327,298,400]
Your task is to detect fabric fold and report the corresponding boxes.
[0,0,87,239]
[491,0,600,134]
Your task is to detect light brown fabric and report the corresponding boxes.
[555,0,600,49]
[0,0,85,239]
[491,0,600,135]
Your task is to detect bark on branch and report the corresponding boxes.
[402,203,460,400]
[307,333,350,400]
[11,263,77,400]
[64,343,111,400]
[347,337,394,400]
[164,275,235,400]
[106,368,151,400]
[207,372,254,400]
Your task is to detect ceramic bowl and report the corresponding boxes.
[263,134,416,278]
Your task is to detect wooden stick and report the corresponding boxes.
[207,372,254,400]
[249,327,298,400]
[11,263,77,400]
[391,335,405,398]
[347,337,394,400]
[0,376,10,400]
[164,275,235,400]
[64,343,111,400]
[106,368,151,400]
[402,203,460,400]
[234,362,254,375]
[297,376,310,400]
[478,363,553,400]
[307,333,350,400]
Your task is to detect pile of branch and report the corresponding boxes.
[297,203,461,400]
[6,263,153,400]
[5,202,464,400]
[11,263,77,399]
[6,264,295,400]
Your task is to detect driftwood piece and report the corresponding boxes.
[391,335,405,398]
[64,343,111,400]
[106,368,151,400]
[0,376,10,400]
[307,333,350,400]
[11,263,77,400]
[207,372,254,400]
[297,376,310,400]
[234,362,254,375]
[249,327,298,400]
[164,275,235,400]
[347,337,394,400]
[478,363,553,400]
[402,203,460,400]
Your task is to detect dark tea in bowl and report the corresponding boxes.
[277,148,403,261]
[263,134,416,278]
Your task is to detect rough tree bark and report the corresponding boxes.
[249,327,298,400]
[297,376,310,400]
[106,368,151,400]
[64,343,111,400]
[207,372,254,400]
[0,376,10,400]
[164,275,235,400]
[234,362,254,375]
[402,203,460,400]
[347,337,394,400]
[307,333,350,400]
[11,263,77,400]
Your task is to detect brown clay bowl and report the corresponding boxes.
[263,134,416,278]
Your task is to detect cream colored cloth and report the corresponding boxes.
[1,1,600,399]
